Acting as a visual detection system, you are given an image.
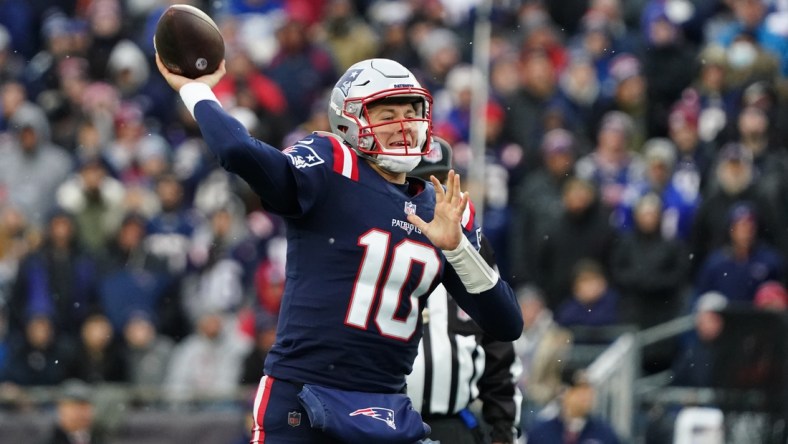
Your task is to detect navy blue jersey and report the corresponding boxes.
[192,100,522,393]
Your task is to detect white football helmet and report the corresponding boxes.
[328,58,433,160]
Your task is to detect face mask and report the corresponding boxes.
[376,153,421,173]
[728,41,757,69]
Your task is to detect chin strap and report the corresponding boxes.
[442,235,498,293]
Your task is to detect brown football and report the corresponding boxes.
[154,4,224,79]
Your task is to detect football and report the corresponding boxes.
[154,4,225,79]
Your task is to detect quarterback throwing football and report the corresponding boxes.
[156,54,523,444]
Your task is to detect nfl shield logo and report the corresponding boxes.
[404,201,417,215]
[288,411,302,427]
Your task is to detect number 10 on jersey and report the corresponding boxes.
[345,229,441,341]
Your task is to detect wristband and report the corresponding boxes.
[442,235,498,293]
[179,82,220,118]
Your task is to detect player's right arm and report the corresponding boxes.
[155,56,300,215]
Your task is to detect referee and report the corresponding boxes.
[407,137,522,444]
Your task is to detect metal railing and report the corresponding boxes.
[585,315,695,442]
[587,332,639,441]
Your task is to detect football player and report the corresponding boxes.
[156,55,523,443]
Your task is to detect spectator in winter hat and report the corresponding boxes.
[0,103,72,228]
[671,290,728,388]
[510,128,578,287]
[42,378,108,444]
[575,110,646,209]
[597,53,648,149]
[693,202,786,304]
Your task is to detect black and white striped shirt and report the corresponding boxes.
[407,238,523,442]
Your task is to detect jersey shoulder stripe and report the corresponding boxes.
[325,133,358,181]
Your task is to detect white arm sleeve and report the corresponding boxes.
[442,235,498,293]
[179,82,221,118]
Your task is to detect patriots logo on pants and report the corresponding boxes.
[349,407,397,430]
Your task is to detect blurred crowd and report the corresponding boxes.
[1,0,788,441]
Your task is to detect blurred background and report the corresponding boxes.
[0,0,787,442]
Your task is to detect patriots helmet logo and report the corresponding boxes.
[338,68,363,96]
[349,407,397,430]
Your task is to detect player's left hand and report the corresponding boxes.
[407,169,468,251]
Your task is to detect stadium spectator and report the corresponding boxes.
[163,311,251,407]
[55,157,126,255]
[665,96,716,237]
[611,193,690,328]
[556,259,619,328]
[83,0,126,82]
[212,46,288,144]
[611,192,689,372]
[316,0,380,73]
[515,285,573,431]
[565,10,620,89]
[0,25,24,85]
[96,212,178,338]
[412,27,461,96]
[526,370,621,444]
[0,81,27,133]
[502,48,560,171]
[576,110,646,211]
[715,0,788,76]
[735,105,788,213]
[2,313,75,386]
[41,378,107,444]
[104,102,172,187]
[180,206,247,328]
[9,209,99,343]
[265,11,338,126]
[672,291,728,387]
[594,54,649,150]
[693,202,785,305]
[121,311,174,389]
[690,142,783,268]
[554,52,605,146]
[145,174,200,275]
[535,178,616,309]
[511,128,577,285]
[611,137,679,232]
[66,313,126,384]
[0,205,34,306]
[0,103,73,230]
[683,46,737,145]
[639,2,698,138]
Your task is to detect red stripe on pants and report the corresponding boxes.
[251,375,274,443]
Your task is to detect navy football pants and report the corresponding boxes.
[250,376,437,444]
[251,376,342,443]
